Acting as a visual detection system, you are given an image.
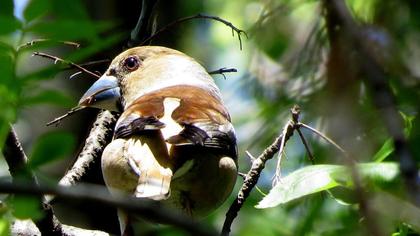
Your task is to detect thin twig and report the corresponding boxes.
[67,59,111,70]
[221,105,300,236]
[141,13,248,50]
[296,128,315,164]
[208,67,237,79]
[69,71,83,80]
[238,172,246,180]
[298,122,347,155]
[273,119,293,186]
[46,106,85,127]
[0,181,217,236]
[18,39,80,51]
[33,52,100,78]
[245,150,256,162]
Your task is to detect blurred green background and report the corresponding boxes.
[0,0,420,235]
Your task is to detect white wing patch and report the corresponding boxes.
[160,97,183,149]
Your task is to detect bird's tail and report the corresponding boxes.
[124,134,173,200]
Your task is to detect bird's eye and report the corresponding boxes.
[123,56,140,71]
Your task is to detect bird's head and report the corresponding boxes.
[78,46,220,111]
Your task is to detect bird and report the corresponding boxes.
[78,46,238,235]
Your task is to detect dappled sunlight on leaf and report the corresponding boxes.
[256,162,399,208]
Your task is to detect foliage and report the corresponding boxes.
[0,0,121,232]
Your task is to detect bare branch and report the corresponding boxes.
[64,59,111,72]
[221,105,300,236]
[208,67,237,75]
[273,119,294,186]
[208,67,237,79]
[141,14,247,50]
[18,39,80,51]
[33,52,100,79]
[46,106,85,127]
[245,150,256,162]
[296,128,315,164]
[298,122,347,155]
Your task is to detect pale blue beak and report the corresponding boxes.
[78,75,121,111]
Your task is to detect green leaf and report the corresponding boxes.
[22,89,74,107]
[400,111,415,137]
[0,16,21,35]
[0,41,15,55]
[27,20,112,42]
[0,218,9,236]
[256,162,399,208]
[50,0,89,20]
[0,0,14,17]
[347,0,378,22]
[23,0,51,22]
[29,131,75,168]
[9,196,43,220]
[0,52,15,86]
[373,138,394,162]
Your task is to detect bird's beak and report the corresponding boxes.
[78,75,121,111]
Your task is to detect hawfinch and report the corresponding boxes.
[78,46,238,234]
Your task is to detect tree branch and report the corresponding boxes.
[33,52,100,79]
[3,126,64,235]
[58,110,118,187]
[18,39,81,51]
[0,181,217,236]
[221,105,300,236]
[296,128,315,164]
[46,106,85,127]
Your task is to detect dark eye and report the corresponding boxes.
[123,56,139,71]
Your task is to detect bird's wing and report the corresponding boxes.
[115,85,237,156]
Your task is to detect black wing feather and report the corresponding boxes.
[114,116,165,139]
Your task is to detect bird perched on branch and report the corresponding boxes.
[78,46,238,235]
